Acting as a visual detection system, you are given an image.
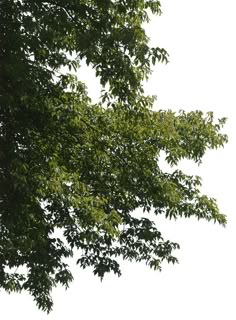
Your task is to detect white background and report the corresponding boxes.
[2,0,236,318]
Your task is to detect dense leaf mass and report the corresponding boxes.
[0,0,227,312]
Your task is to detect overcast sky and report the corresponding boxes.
[2,0,236,319]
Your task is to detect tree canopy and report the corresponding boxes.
[0,0,227,312]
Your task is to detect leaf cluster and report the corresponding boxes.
[0,0,227,312]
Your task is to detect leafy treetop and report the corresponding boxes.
[0,0,227,313]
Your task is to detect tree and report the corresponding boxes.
[0,0,227,313]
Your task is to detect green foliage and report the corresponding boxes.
[0,0,227,313]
